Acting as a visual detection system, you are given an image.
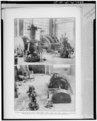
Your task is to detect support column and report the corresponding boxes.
[49,19,53,36]
[19,19,24,36]
[17,19,19,36]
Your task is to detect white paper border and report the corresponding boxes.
[4,6,82,119]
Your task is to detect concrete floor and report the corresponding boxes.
[15,74,75,112]
[42,52,75,65]
[17,52,75,65]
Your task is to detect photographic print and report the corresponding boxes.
[2,2,96,119]
[14,18,75,65]
[14,64,75,112]
[14,18,75,113]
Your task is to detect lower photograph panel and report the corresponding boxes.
[14,64,75,113]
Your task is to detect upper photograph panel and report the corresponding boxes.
[14,18,75,65]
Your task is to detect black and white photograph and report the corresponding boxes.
[14,18,75,65]
[2,1,96,119]
[14,18,76,113]
[14,64,75,112]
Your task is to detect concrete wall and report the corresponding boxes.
[56,18,75,48]
[23,19,33,38]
